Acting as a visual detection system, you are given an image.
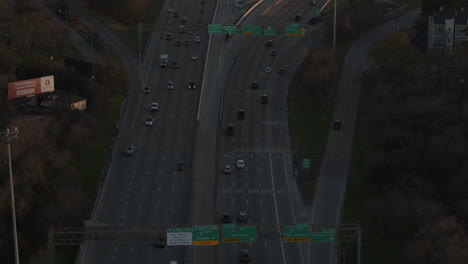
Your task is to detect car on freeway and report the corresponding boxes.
[125,144,134,156]
[251,81,259,89]
[224,164,232,174]
[186,30,194,34]
[237,160,245,169]
[188,81,196,89]
[185,40,191,46]
[271,50,277,56]
[239,211,248,222]
[223,213,231,223]
[200,8,204,13]
[266,39,272,47]
[240,249,250,263]
[227,123,234,135]
[265,67,272,73]
[200,0,205,4]
[175,40,182,46]
[144,86,150,94]
[295,14,302,21]
[170,261,178,264]
[333,120,343,130]
[165,33,172,40]
[145,117,154,126]
[181,16,187,23]
[308,16,320,25]
[238,109,245,120]
[167,81,174,90]
[311,0,317,5]
[261,94,268,104]
[150,102,159,112]
[278,67,285,75]
[176,161,185,171]
[167,7,173,13]
[173,11,179,17]
[171,62,179,69]
[192,53,199,60]
[194,36,200,43]
[178,25,185,33]
[155,239,166,248]
[197,19,203,25]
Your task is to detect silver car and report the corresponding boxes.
[224,165,232,174]
[167,81,174,90]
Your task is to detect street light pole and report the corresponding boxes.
[333,0,337,48]
[1,127,20,264]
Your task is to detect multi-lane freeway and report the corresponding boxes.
[67,0,420,264]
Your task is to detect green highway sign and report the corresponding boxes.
[222,224,257,242]
[208,24,223,34]
[264,28,276,35]
[283,223,310,242]
[242,24,253,34]
[252,26,261,35]
[192,225,219,245]
[302,158,311,169]
[311,229,336,242]
[223,25,237,34]
[285,24,300,36]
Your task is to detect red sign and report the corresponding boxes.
[8,75,55,99]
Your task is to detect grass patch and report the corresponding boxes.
[288,42,351,204]
[54,245,79,264]
[80,92,125,197]
[79,1,163,56]
[341,77,403,264]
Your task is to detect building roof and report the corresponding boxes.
[432,6,468,25]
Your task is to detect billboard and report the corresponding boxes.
[8,75,55,99]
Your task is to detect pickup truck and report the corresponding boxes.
[160,54,168,68]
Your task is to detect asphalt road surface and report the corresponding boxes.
[191,0,325,263]
[308,9,421,264]
[72,0,213,263]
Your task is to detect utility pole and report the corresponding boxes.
[1,127,20,264]
[333,0,337,48]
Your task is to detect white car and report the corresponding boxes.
[194,36,201,43]
[145,117,154,126]
[125,145,134,156]
[150,102,159,111]
[237,160,245,169]
[192,54,199,60]
[224,165,232,174]
[167,81,174,90]
[167,7,173,13]
[265,67,272,73]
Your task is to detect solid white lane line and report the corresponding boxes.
[269,154,287,264]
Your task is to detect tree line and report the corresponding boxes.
[0,0,128,263]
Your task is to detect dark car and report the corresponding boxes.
[155,239,166,248]
[172,62,179,69]
[188,81,196,89]
[175,40,182,46]
[278,67,285,75]
[251,81,259,89]
[261,94,268,104]
[165,33,172,40]
[144,87,150,94]
[227,124,234,136]
[271,50,277,56]
[266,39,272,47]
[308,16,320,25]
[295,14,302,21]
[185,40,191,46]
[240,249,250,263]
[238,109,245,120]
[223,213,231,223]
[333,120,342,130]
[200,8,204,13]
[173,11,179,18]
[176,161,185,171]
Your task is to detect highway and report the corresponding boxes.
[191,0,324,263]
[74,0,213,263]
